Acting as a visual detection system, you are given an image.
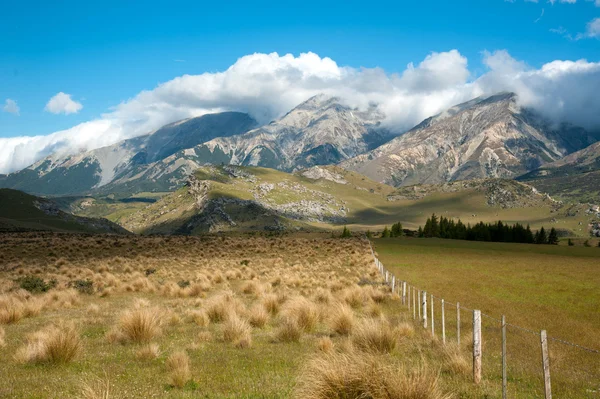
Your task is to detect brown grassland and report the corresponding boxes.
[0,232,509,399]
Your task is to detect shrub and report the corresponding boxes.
[71,279,94,295]
[17,276,56,293]
[15,322,81,364]
[351,319,398,353]
[144,268,157,276]
[294,351,451,399]
[117,307,163,343]
[177,280,190,288]
[166,350,191,388]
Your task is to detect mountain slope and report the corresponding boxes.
[518,141,600,203]
[0,112,257,196]
[189,95,392,171]
[340,93,598,187]
[0,189,129,234]
[117,165,592,236]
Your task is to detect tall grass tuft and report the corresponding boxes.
[329,303,355,336]
[223,315,253,348]
[351,318,398,353]
[117,307,163,343]
[166,350,191,388]
[294,351,451,399]
[15,322,81,364]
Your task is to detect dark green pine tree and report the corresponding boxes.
[391,222,403,237]
[365,230,372,239]
[341,226,352,238]
[548,227,559,245]
[536,227,548,244]
[417,226,424,238]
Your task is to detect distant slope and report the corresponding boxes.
[518,142,600,203]
[0,112,257,196]
[340,93,598,187]
[0,189,129,234]
[117,165,592,236]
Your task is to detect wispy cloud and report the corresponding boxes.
[576,17,600,39]
[534,8,545,22]
[2,99,20,116]
[44,92,83,115]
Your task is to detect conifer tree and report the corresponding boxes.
[548,227,559,245]
[391,222,403,237]
[341,226,352,238]
[536,227,547,244]
[381,226,391,238]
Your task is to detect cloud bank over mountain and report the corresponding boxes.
[1,50,599,174]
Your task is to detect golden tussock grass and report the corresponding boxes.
[442,343,470,376]
[281,297,319,333]
[166,350,191,388]
[351,318,399,354]
[80,375,111,399]
[329,303,355,336]
[294,351,451,399]
[114,307,163,344]
[223,315,253,348]
[275,318,302,343]
[316,337,334,353]
[248,305,269,328]
[205,292,243,323]
[15,322,81,364]
[262,294,280,315]
[0,326,5,347]
[136,343,160,361]
[187,309,210,327]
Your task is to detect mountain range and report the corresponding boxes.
[1,92,599,203]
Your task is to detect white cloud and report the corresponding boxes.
[44,92,83,115]
[2,99,20,116]
[1,50,600,174]
[578,17,600,38]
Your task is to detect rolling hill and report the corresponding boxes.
[0,189,129,234]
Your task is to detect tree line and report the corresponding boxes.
[416,214,559,245]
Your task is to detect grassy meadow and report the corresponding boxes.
[0,233,505,399]
[374,237,600,398]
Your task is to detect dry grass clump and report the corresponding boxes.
[205,292,243,323]
[0,295,23,324]
[241,281,263,297]
[396,322,415,339]
[342,286,366,309]
[442,343,470,375]
[275,319,302,343]
[223,315,252,348]
[166,350,192,388]
[248,305,269,328]
[136,343,160,361]
[317,337,334,353]
[351,319,398,353]
[187,309,210,327]
[262,294,280,315]
[80,375,111,399]
[329,303,355,336]
[281,297,319,333]
[294,351,451,399]
[313,288,333,304]
[112,307,163,344]
[15,322,81,364]
[0,326,5,347]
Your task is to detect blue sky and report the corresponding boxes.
[0,0,598,138]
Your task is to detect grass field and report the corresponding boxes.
[0,233,508,399]
[374,237,600,398]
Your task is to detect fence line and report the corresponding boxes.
[365,238,599,397]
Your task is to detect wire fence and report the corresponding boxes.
[366,239,600,398]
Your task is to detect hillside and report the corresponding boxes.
[518,141,600,203]
[340,93,598,187]
[116,165,593,236]
[0,189,129,234]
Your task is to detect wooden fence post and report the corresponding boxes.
[422,291,428,329]
[402,282,407,306]
[441,299,446,344]
[413,288,416,320]
[391,275,395,293]
[502,315,507,399]
[457,302,461,346]
[418,290,421,320]
[473,310,482,384]
[541,330,552,399]
[431,294,435,336]
[407,285,411,311]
